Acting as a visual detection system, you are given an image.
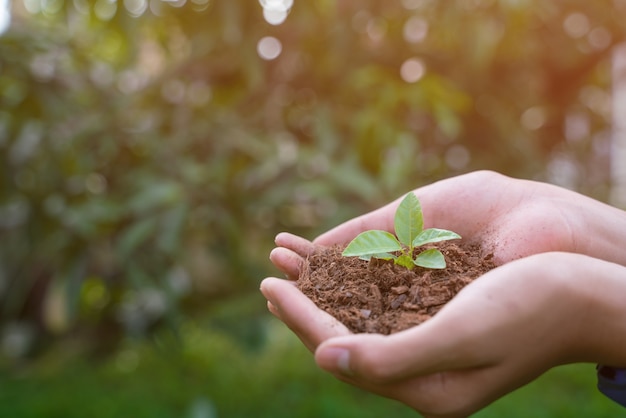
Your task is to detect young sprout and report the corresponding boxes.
[341,193,461,269]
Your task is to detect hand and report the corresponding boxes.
[312,170,626,266]
[262,171,626,416]
[268,170,626,288]
[262,252,626,417]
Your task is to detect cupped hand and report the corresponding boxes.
[313,170,626,266]
[261,170,626,417]
[268,170,626,290]
[262,252,626,417]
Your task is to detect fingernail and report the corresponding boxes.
[266,301,280,316]
[318,347,352,376]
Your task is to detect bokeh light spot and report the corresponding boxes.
[190,0,209,12]
[580,85,611,117]
[72,0,89,15]
[403,16,428,43]
[257,36,282,60]
[260,0,292,25]
[0,0,11,34]
[22,0,40,13]
[520,106,546,130]
[563,12,590,39]
[366,17,387,43]
[263,8,287,25]
[85,173,107,195]
[94,0,117,21]
[351,10,370,33]
[588,27,611,50]
[124,0,147,17]
[564,111,590,143]
[445,145,470,171]
[42,0,63,15]
[259,0,292,11]
[401,0,428,10]
[400,57,426,83]
[162,0,186,8]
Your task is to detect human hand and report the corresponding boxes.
[311,170,626,266]
[262,171,626,416]
[261,252,626,417]
[268,170,626,286]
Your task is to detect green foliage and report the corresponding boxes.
[0,0,624,359]
[342,193,460,269]
[1,3,624,415]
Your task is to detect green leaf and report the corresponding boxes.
[360,252,396,261]
[414,249,446,269]
[413,228,461,247]
[394,254,415,269]
[342,230,402,257]
[394,193,423,248]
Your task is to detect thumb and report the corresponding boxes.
[315,332,517,418]
[314,322,476,383]
[313,284,507,383]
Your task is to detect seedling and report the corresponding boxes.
[342,193,461,269]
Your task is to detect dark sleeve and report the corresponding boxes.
[597,365,626,407]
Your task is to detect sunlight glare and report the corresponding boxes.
[260,0,292,25]
[263,8,287,25]
[0,0,10,35]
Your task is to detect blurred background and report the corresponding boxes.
[1,0,626,416]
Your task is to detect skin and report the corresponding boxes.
[260,171,626,418]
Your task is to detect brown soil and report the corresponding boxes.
[298,241,496,334]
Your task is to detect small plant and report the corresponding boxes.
[342,193,461,269]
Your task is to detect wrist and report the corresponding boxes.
[564,195,626,266]
[565,255,626,366]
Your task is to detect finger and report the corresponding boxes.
[269,247,304,280]
[266,300,282,320]
[314,336,509,418]
[274,232,317,256]
[260,278,297,326]
[260,277,352,352]
[314,330,475,382]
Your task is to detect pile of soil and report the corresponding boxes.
[298,241,496,334]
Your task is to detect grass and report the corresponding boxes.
[0,316,623,418]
